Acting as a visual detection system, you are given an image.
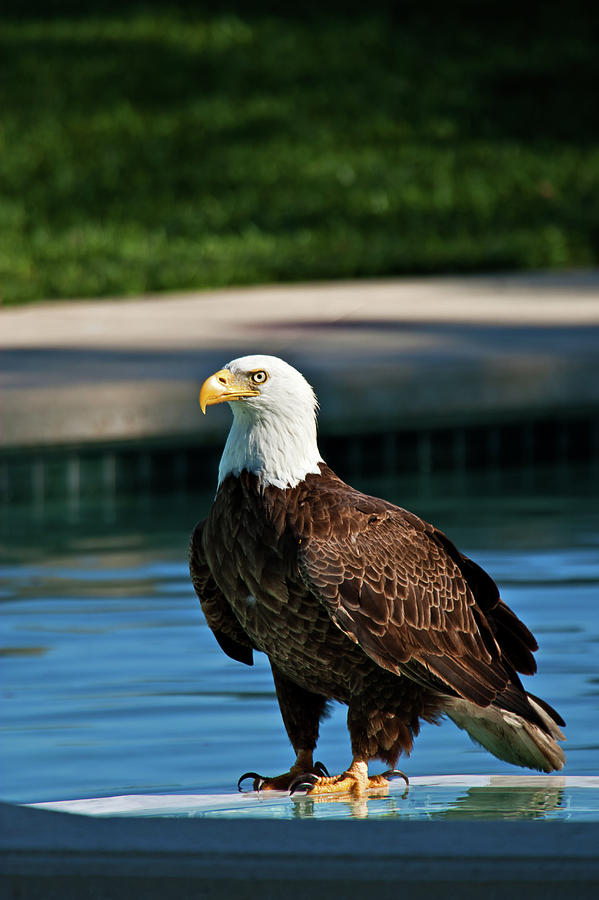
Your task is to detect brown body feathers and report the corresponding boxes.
[190,464,565,773]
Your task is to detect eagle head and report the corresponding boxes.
[199,355,323,490]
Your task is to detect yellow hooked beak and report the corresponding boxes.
[199,368,260,414]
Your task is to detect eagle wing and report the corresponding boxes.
[190,520,254,666]
[297,490,538,710]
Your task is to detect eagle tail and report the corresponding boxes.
[445,694,566,773]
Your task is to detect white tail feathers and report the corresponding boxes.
[445,695,566,773]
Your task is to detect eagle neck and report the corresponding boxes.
[217,402,323,490]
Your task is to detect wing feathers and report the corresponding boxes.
[189,520,254,666]
[298,478,538,710]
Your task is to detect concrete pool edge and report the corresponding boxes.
[1,797,599,900]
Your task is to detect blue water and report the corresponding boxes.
[1,463,598,807]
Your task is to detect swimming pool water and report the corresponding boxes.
[1,463,598,808]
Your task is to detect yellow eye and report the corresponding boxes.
[250,370,268,385]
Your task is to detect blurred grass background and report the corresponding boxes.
[1,0,597,304]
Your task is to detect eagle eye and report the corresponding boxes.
[250,370,268,385]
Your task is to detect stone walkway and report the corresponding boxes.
[2,271,599,448]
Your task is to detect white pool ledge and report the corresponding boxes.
[26,773,599,819]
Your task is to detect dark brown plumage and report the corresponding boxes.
[191,356,565,794]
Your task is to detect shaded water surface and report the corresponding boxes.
[1,464,598,807]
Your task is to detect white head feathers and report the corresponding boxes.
[217,355,323,489]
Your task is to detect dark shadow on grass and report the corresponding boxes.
[2,1,597,143]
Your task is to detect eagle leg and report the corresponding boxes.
[238,751,329,792]
[238,664,331,792]
[290,758,409,797]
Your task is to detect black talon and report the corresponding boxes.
[238,771,265,792]
[289,773,319,795]
[381,769,409,787]
[313,760,330,777]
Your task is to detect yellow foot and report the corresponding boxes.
[237,759,329,792]
[290,763,409,797]
[296,772,389,797]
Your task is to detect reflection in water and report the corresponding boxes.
[432,784,564,821]
[291,795,371,820]
[286,781,564,821]
[0,646,48,658]
[290,779,410,820]
[1,463,598,813]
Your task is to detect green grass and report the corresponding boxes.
[1,1,598,304]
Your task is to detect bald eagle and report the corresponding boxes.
[190,355,565,795]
